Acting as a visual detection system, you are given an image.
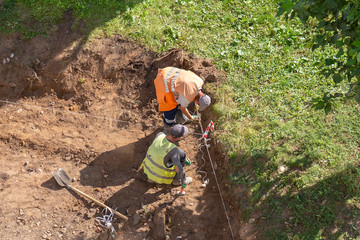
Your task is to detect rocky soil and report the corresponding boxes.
[0,13,247,240]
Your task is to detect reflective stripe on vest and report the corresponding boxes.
[145,153,175,173]
[143,163,174,180]
[171,69,182,96]
[164,67,182,97]
[164,67,177,93]
[142,133,176,184]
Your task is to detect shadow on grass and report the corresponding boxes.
[282,165,360,239]
[0,0,147,101]
[0,0,145,36]
[235,155,360,239]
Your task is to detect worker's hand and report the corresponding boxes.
[191,113,201,121]
[185,157,191,166]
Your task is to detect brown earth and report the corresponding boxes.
[0,14,252,240]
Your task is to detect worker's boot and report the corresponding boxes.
[147,178,155,184]
[171,179,181,186]
[175,111,189,124]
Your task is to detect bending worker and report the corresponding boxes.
[154,67,211,127]
[142,124,192,186]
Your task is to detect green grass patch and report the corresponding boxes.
[1,0,360,238]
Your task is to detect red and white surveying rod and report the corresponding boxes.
[202,120,214,139]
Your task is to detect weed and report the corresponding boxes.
[78,78,86,84]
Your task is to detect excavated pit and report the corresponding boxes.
[0,12,245,240]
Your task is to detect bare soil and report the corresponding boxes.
[0,15,248,240]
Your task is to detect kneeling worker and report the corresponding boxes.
[142,124,192,186]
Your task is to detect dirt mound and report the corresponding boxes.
[0,15,244,240]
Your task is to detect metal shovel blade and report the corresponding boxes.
[53,171,66,187]
[57,168,71,186]
[52,168,71,187]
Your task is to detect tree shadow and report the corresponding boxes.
[284,165,360,239]
[243,163,360,239]
[0,0,147,102]
[233,142,317,210]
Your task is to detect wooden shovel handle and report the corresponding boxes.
[68,185,128,221]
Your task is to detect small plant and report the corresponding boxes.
[78,78,86,84]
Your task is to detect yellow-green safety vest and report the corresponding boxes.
[142,133,177,184]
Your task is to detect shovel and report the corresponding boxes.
[52,168,128,221]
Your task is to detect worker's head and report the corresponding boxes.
[195,91,211,111]
[170,124,188,139]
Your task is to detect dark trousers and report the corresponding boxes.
[163,105,179,126]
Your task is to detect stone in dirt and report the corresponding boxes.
[133,213,141,225]
[151,207,166,240]
[86,208,97,219]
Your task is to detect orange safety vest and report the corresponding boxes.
[154,67,204,112]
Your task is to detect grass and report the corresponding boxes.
[1,0,360,239]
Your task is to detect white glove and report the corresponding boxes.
[184,176,193,185]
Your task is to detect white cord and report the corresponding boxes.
[96,207,115,233]
[197,117,235,240]
[196,138,209,185]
